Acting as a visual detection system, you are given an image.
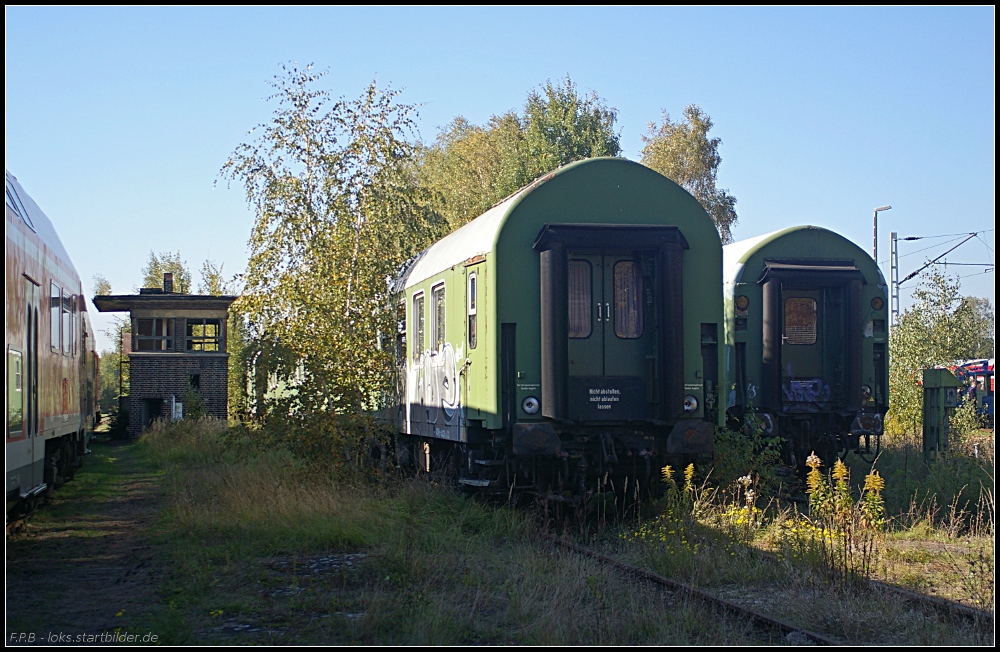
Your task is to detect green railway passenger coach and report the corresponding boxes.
[389,158,724,494]
[723,226,889,468]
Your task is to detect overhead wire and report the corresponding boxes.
[956,269,995,279]
[884,234,970,264]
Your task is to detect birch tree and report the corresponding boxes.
[221,64,438,412]
[641,105,739,243]
[886,268,995,435]
[419,76,620,230]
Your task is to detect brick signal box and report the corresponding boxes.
[93,273,237,436]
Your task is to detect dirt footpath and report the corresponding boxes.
[6,437,165,645]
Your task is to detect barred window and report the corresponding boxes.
[784,298,817,345]
[568,260,592,339]
[614,261,644,339]
[186,319,220,352]
[137,318,174,351]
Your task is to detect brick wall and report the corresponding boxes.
[127,353,229,436]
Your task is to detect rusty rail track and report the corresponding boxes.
[548,536,842,645]
[868,579,992,623]
[748,548,994,624]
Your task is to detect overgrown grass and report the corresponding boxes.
[610,444,994,645]
[845,430,994,526]
[137,418,765,644]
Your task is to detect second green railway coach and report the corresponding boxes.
[723,226,889,468]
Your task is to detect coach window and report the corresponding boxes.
[467,273,477,349]
[784,298,817,345]
[432,283,446,352]
[61,293,73,355]
[568,260,592,338]
[614,261,644,339]
[413,292,425,360]
[5,179,34,230]
[395,300,407,364]
[186,319,221,352]
[7,349,23,436]
[70,296,78,357]
[50,283,61,351]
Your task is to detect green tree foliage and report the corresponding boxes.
[141,251,192,293]
[221,64,439,413]
[92,274,112,296]
[523,76,621,176]
[640,105,738,243]
[886,268,995,436]
[419,76,620,230]
[97,316,131,414]
[193,261,252,419]
[198,260,229,296]
[418,115,526,232]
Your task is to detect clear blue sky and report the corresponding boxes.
[6,7,995,352]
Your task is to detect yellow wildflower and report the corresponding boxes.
[832,458,848,482]
[864,470,885,493]
[661,465,674,483]
[805,451,822,470]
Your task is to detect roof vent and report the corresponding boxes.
[164,272,174,293]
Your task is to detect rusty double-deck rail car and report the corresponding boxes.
[6,170,99,521]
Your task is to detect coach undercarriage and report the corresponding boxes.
[397,420,712,501]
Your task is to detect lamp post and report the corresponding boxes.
[873,205,892,263]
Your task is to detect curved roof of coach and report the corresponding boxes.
[723,225,886,289]
[397,157,714,290]
[6,169,80,282]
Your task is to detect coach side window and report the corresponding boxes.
[5,179,34,230]
[432,283,446,352]
[412,292,424,360]
[568,261,592,338]
[467,273,477,350]
[64,294,75,356]
[50,282,61,351]
[7,349,23,436]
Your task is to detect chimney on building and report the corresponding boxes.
[163,272,174,293]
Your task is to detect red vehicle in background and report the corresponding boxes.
[951,358,995,429]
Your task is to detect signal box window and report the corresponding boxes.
[432,284,446,351]
[50,283,61,351]
[413,293,424,360]
[468,273,477,349]
[568,260,592,338]
[186,319,221,351]
[784,298,817,345]
[614,261,644,339]
[136,318,174,351]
